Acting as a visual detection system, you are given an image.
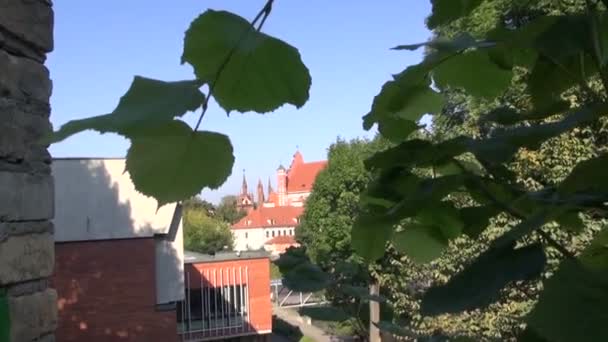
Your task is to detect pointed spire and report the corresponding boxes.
[241,169,248,195]
[267,176,274,196]
[257,178,265,205]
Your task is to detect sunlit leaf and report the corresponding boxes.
[433,49,513,98]
[182,10,311,113]
[125,120,234,207]
[527,229,608,342]
[392,223,448,263]
[421,243,546,315]
[48,76,204,144]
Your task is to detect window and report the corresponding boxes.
[283,230,286,236]
[272,231,275,237]
[245,232,248,239]
[266,231,269,238]
[289,230,293,236]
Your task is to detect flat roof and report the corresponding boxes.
[184,250,270,264]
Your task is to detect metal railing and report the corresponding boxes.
[270,279,327,308]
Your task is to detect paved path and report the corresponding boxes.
[273,306,332,342]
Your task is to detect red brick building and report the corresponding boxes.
[179,250,272,342]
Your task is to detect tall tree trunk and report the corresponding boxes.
[369,281,381,342]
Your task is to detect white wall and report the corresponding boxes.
[232,226,296,251]
[53,158,178,241]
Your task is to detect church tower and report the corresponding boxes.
[277,165,287,206]
[237,170,254,213]
[257,178,265,206]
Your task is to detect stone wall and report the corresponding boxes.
[0,1,56,341]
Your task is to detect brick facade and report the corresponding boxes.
[53,238,177,342]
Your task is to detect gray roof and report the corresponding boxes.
[184,250,270,264]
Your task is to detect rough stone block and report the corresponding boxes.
[0,172,53,221]
[7,278,49,297]
[0,49,52,103]
[0,98,52,162]
[0,221,53,242]
[8,288,58,342]
[0,232,54,285]
[0,0,53,53]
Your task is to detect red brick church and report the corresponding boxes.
[231,150,326,255]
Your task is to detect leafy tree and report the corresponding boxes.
[215,195,247,224]
[183,207,234,254]
[183,195,216,217]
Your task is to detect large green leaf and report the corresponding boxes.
[392,33,490,52]
[426,0,486,29]
[362,77,443,141]
[417,202,464,240]
[182,10,311,113]
[48,76,204,144]
[481,101,570,126]
[433,49,513,98]
[392,223,448,263]
[125,120,234,207]
[299,307,349,322]
[459,205,500,238]
[351,213,394,261]
[559,153,608,196]
[421,242,546,315]
[527,229,608,342]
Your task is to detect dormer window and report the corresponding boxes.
[246,220,252,226]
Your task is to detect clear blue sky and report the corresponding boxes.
[48,1,432,204]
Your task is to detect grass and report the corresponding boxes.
[299,336,316,342]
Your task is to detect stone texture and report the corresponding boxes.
[0,221,53,242]
[0,49,52,103]
[0,0,53,53]
[7,278,49,297]
[0,232,54,285]
[8,288,58,342]
[0,172,53,221]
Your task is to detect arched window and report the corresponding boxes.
[245,232,248,239]
[272,231,275,237]
[266,231,269,238]
[283,230,286,236]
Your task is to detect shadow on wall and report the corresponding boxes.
[52,158,183,342]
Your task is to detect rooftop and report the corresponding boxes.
[183,250,270,264]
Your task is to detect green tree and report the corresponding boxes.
[215,195,247,224]
[183,195,216,217]
[183,208,234,254]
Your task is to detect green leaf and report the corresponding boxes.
[527,229,608,342]
[125,120,234,207]
[48,76,204,144]
[299,307,350,322]
[182,10,311,113]
[418,202,464,240]
[421,242,546,315]
[351,213,394,261]
[559,153,608,196]
[392,223,448,263]
[433,49,513,98]
[374,321,411,337]
[392,33,490,52]
[426,0,486,29]
[482,101,570,125]
[459,205,500,238]
[283,262,331,292]
[362,77,443,141]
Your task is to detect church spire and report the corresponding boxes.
[257,178,265,205]
[267,176,274,197]
[241,169,248,195]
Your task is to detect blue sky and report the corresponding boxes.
[48,1,432,204]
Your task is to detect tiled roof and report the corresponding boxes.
[232,206,304,229]
[264,235,297,245]
[286,160,327,193]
